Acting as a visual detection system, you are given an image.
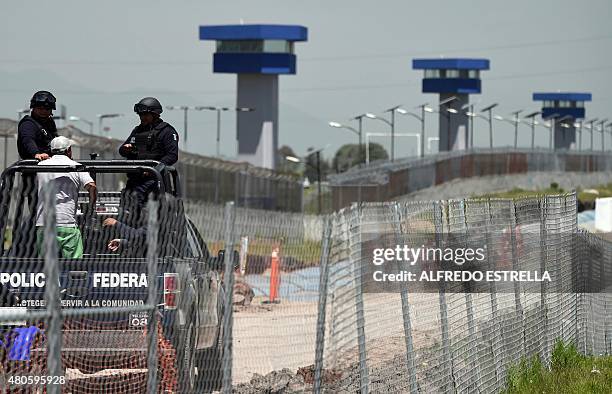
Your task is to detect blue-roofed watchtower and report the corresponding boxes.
[413,58,490,152]
[200,24,308,169]
[533,92,591,150]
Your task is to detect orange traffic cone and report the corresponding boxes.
[269,246,281,303]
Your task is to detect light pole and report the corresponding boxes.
[166,106,194,148]
[285,146,325,214]
[598,119,608,152]
[511,110,522,148]
[523,111,541,150]
[533,117,555,150]
[607,122,612,152]
[465,109,490,149]
[329,121,360,141]
[480,103,499,149]
[576,120,584,151]
[543,114,567,150]
[559,120,574,150]
[329,119,364,163]
[365,105,401,162]
[465,103,474,149]
[493,110,522,149]
[352,114,369,161]
[96,113,124,135]
[493,114,518,148]
[68,116,94,134]
[440,96,457,151]
[396,103,428,158]
[586,118,599,151]
[194,106,254,157]
[423,96,457,151]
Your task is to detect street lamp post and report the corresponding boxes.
[96,113,124,135]
[493,110,523,149]
[480,103,498,149]
[465,109,491,149]
[587,118,599,151]
[511,110,523,148]
[577,120,584,151]
[396,103,428,158]
[194,106,254,157]
[547,114,571,150]
[329,119,364,163]
[351,114,369,162]
[285,147,325,214]
[598,119,608,152]
[524,111,541,150]
[365,105,401,162]
[166,106,193,148]
[493,115,518,148]
[533,118,554,150]
[423,96,457,151]
[440,96,456,151]
[68,116,94,134]
[467,104,474,149]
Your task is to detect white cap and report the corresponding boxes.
[50,136,75,153]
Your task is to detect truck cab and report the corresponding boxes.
[0,159,225,392]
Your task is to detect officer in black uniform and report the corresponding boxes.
[119,97,179,211]
[16,91,60,225]
[17,91,59,160]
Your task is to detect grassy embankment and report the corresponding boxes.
[474,182,612,210]
[504,341,611,393]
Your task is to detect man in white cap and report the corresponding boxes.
[35,136,97,258]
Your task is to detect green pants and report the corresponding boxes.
[36,227,84,259]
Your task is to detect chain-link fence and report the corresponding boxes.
[329,148,612,210]
[314,193,611,393]
[0,156,609,394]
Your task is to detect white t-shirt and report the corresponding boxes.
[35,155,95,227]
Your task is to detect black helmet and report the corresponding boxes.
[134,97,163,115]
[30,91,56,110]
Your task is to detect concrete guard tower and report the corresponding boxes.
[412,58,490,151]
[532,92,591,150]
[199,24,308,169]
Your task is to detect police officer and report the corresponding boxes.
[16,91,60,219]
[17,91,59,160]
[119,97,179,210]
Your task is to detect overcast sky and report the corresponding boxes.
[1,0,611,160]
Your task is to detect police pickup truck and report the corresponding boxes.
[0,159,227,393]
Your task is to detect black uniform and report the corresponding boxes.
[17,115,58,159]
[118,118,179,212]
[119,118,179,165]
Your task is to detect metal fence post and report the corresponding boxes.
[314,215,333,394]
[539,197,550,363]
[460,200,481,392]
[486,200,505,391]
[509,200,526,358]
[434,201,454,393]
[145,199,159,393]
[391,202,418,394]
[349,203,369,394]
[222,201,236,394]
[43,184,62,394]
